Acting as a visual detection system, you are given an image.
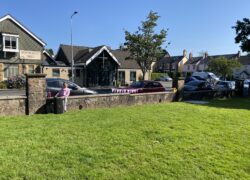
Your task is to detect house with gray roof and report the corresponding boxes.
[234,55,250,79]
[44,44,120,87]
[183,51,250,79]
[44,44,150,87]
[154,50,188,76]
[112,48,152,85]
[183,51,241,75]
[0,14,47,81]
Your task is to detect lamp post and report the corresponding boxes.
[71,11,78,82]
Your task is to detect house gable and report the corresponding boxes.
[0,19,44,53]
[0,14,46,46]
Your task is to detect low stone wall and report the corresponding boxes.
[53,92,176,112]
[0,96,26,115]
[46,92,176,113]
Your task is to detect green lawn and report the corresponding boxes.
[0,98,249,179]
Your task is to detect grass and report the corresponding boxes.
[0,98,249,179]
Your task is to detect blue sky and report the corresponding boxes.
[1,0,250,56]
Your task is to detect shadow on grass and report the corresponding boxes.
[200,97,250,110]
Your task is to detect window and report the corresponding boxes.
[28,65,35,74]
[2,34,19,52]
[52,69,60,77]
[76,69,81,77]
[67,82,78,90]
[118,71,125,85]
[193,65,196,70]
[187,65,190,70]
[153,82,163,88]
[68,70,72,78]
[130,71,136,82]
[145,82,154,88]
[47,80,60,88]
[130,81,144,88]
[4,64,19,78]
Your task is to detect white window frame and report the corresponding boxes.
[2,33,19,53]
[4,64,19,79]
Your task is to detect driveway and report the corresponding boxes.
[0,89,25,96]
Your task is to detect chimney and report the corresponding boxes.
[183,49,187,57]
[237,50,241,58]
[204,52,208,59]
[189,52,193,60]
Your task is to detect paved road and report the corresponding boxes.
[0,89,25,96]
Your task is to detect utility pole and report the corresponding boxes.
[70,11,78,82]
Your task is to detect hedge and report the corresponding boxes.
[151,73,168,80]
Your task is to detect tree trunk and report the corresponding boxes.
[142,71,145,80]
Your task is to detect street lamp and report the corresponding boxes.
[71,11,78,82]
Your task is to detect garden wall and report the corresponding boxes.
[0,74,178,115]
[48,91,176,112]
[0,96,26,115]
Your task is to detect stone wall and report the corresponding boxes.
[0,96,26,115]
[50,92,176,112]
[26,74,47,115]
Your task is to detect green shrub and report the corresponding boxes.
[7,75,26,89]
[0,81,7,89]
[151,73,168,80]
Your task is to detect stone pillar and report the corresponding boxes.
[172,76,185,90]
[25,74,47,115]
[0,63,4,81]
[177,78,185,91]
[172,77,185,101]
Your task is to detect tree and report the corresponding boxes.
[46,49,54,56]
[124,11,168,80]
[232,18,250,53]
[207,57,241,80]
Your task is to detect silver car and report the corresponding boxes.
[46,78,97,97]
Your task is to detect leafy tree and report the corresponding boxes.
[46,49,54,56]
[124,11,168,80]
[232,18,250,53]
[207,57,241,79]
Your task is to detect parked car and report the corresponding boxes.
[112,81,165,94]
[185,76,201,83]
[155,76,173,82]
[183,80,214,91]
[46,78,97,97]
[192,72,219,81]
[216,81,235,91]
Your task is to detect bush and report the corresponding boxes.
[0,81,7,89]
[7,75,26,89]
[151,73,168,80]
